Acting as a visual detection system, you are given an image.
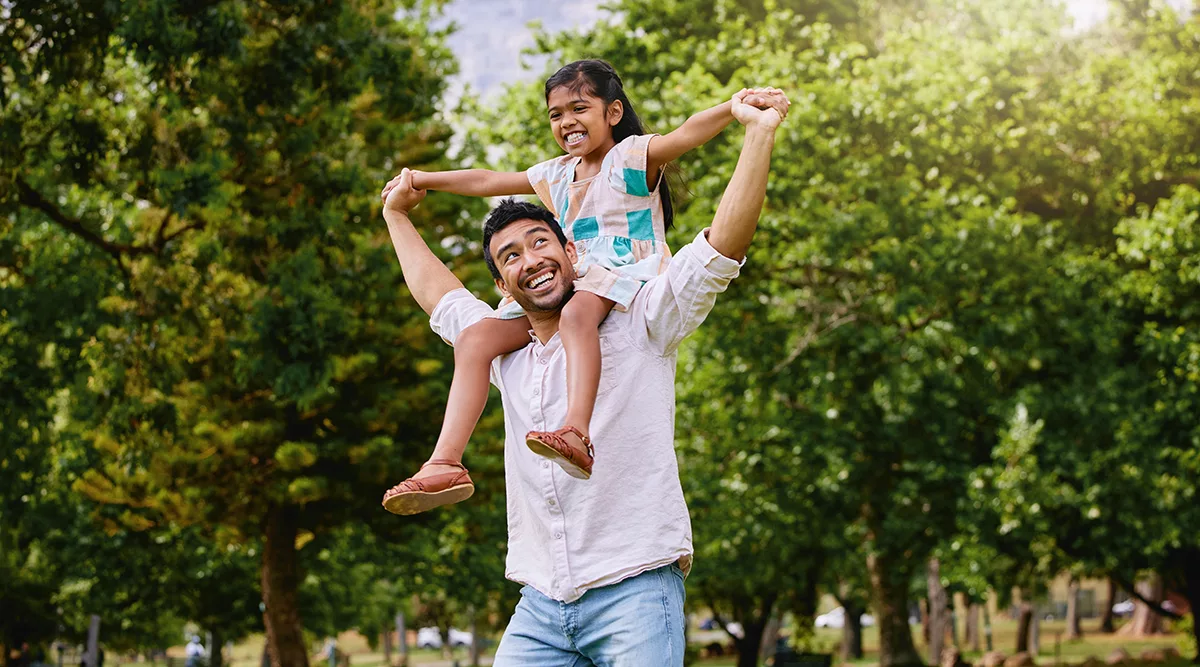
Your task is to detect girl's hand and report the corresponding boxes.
[381,168,427,214]
[732,88,788,129]
[745,87,791,121]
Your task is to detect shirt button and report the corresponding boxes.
[542,461,550,469]
[548,499,556,506]
[554,532,563,539]
[539,358,548,365]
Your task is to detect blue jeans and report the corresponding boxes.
[493,563,687,666]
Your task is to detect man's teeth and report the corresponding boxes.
[529,272,554,289]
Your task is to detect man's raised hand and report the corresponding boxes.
[381,168,427,215]
[733,88,788,130]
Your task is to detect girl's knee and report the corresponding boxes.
[454,322,493,363]
[561,294,610,333]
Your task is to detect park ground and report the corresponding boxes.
[123,616,1188,667]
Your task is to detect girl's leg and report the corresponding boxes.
[557,291,616,443]
[418,315,533,476]
[386,315,530,513]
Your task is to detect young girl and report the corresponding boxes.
[382,59,786,515]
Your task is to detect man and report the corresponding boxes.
[380,88,786,665]
[185,637,205,667]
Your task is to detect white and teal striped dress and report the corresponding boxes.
[494,133,672,319]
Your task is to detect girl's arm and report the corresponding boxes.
[410,169,535,197]
[646,89,789,186]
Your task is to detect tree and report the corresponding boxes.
[3,1,493,664]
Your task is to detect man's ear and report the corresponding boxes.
[495,276,511,298]
[565,240,579,265]
[607,99,624,127]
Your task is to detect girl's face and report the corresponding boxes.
[546,85,622,158]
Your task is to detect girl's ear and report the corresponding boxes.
[607,99,624,126]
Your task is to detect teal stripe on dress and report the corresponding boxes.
[627,208,656,241]
[612,237,633,259]
[623,167,651,197]
[572,216,600,240]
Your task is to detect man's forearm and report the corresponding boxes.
[384,209,465,316]
[707,126,776,261]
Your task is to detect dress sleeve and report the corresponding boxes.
[526,156,561,212]
[607,133,661,197]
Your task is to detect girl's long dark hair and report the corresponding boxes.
[544,59,676,231]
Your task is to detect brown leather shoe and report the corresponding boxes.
[382,459,474,515]
[525,426,594,479]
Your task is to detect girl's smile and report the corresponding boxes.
[546,85,620,161]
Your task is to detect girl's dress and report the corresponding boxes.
[494,134,670,318]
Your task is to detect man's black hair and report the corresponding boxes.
[482,198,568,280]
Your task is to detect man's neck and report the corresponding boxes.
[527,309,562,345]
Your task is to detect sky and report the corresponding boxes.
[439,0,1194,100]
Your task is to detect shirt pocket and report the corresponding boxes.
[597,329,633,397]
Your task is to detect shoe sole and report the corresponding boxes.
[526,439,592,480]
[382,484,475,515]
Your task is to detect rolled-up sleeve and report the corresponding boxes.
[430,288,495,346]
[634,229,745,355]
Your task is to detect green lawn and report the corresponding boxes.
[124,616,1187,667]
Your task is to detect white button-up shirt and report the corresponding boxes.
[431,230,743,602]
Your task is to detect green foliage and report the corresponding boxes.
[465,0,1200,664]
[2,0,504,656]
[5,0,1200,663]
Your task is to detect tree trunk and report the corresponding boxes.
[86,615,101,667]
[469,609,481,667]
[210,629,224,667]
[843,600,866,660]
[760,615,782,664]
[927,560,948,665]
[1065,578,1083,640]
[1029,615,1040,656]
[382,627,392,667]
[1100,579,1117,633]
[395,612,407,666]
[868,551,925,667]
[734,620,768,667]
[1015,601,1033,654]
[262,506,310,667]
[1120,575,1164,636]
[983,602,994,651]
[966,603,981,652]
[1184,555,1200,663]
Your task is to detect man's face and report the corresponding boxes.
[490,219,578,313]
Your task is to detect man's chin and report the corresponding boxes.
[514,286,573,314]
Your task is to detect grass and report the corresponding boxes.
[113,616,1187,666]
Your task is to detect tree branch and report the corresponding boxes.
[17,178,204,260]
[153,210,174,249]
[161,220,205,245]
[1110,573,1184,620]
[16,178,157,262]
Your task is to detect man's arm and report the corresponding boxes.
[634,90,785,354]
[380,168,465,316]
[705,90,785,261]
